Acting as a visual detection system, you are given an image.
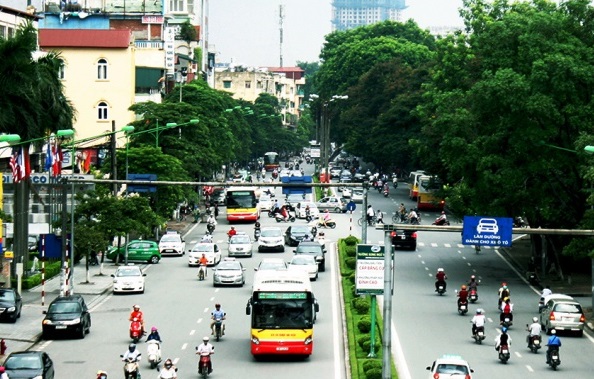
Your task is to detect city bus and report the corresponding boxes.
[225,186,259,222]
[263,152,280,172]
[246,270,319,356]
[407,170,426,200]
[417,175,445,210]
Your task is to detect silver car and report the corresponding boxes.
[288,255,318,280]
[316,196,347,213]
[212,258,246,287]
[539,294,585,336]
[228,233,253,257]
[258,227,285,252]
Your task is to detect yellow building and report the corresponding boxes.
[38,29,136,147]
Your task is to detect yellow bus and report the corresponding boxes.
[226,186,259,222]
[407,170,426,200]
[246,270,319,356]
[417,175,445,211]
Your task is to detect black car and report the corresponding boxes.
[42,294,91,339]
[284,225,317,247]
[0,288,22,323]
[294,241,326,272]
[391,229,417,251]
[353,173,367,183]
[4,351,55,379]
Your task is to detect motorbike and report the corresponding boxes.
[213,318,224,342]
[146,340,162,369]
[315,219,337,229]
[410,216,421,225]
[436,283,446,296]
[254,228,261,241]
[432,217,450,226]
[197,353,212,379]
[547,348,561,370]
[458,301,469,315]
[501,315,513,328]
[130,319,143,343]
[198,264,206,281]
[120,355,141,379]
[206,222,216,234]
[382,189,389,197]
[527,333,541,354]
[275,212,296,223]
[473,326,486,344]
[469,289,478,303]
[159,366,178,379]
[498,344,511,363]
[392,176,398,188]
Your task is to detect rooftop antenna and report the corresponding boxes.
[279,2,284,67]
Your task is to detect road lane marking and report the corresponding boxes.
[515,351,522,358]
[420,260,425,264]
[431,243,438,247]
[462,256,466,260]
[526,365,533,372]
[173,357,180,364]
[181,343,188,350]
[457,244,465,248]
[417,254,422,258]
[467,263,472,266]
[190,330,195,335]
[197,318,203,323]
[444,243,451,248]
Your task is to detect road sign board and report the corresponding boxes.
[127,173,157,193]
[347,201,356,212]
[462,216,513,247]
[281,175,313,195]
[356,244,384,295]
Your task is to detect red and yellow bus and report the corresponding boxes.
[263,152,280,172]
[417,175,445,210]
[225,187,259,222]
[246,270,319,356]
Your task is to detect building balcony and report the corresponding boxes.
[135,40,164,49]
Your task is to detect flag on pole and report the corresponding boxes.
[44,142,52,172]
[9,146,30,183]
[52,144,63,177]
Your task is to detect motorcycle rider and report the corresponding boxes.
[500,298,514,324]
[541,285,552,298]
[457,284,469,308]
[435,268,447,292]
[210,303,226,336]
[199,254,208,278]
[398,203,407,222]
[146,326,162,343]
[206,213,217,232]
[129,305,145,334]
[201,234,213,243]
[122,343,142,364]
[470,308,486,337]
[545,329,562,364]
[495,327,512,352]
[435,211,447,225]
[196,336,215,374]
[526,317,542,348]
[0,366,9,379]
[366,205,375,225]
[321,209,332,227]
[227,226,237,239]
[468,275,479,291]
[159,358,177,379]
[95,370,108,379]
[498,283,510,309]
[408,208,419,224]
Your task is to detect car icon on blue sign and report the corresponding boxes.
[476,218,498,234]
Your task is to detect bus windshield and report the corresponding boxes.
[226,191,256,208]
[263,152,280,171]
[252,298,314,329]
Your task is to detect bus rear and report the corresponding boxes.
[417,175,445,210]
[263,152,280,172]
[247,271,319,356]
[407,170,426,200]
[226,187,259,222]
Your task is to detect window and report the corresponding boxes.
[0,25,5,39]
[97,102,108,120]
[169,0,185,12]
[223,80,231,89]
[7,27,14,38]
[97,58,108,80]
[58,62,65,80]
[245,81,251,89]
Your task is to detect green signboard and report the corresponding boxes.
[356,244,385,295]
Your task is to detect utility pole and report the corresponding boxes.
[279,2,284,67]
[111,121,117,196]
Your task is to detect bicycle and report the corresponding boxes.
[392,212,407,223]
[358,216,377,226]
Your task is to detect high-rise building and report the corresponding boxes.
[331,0,407,31]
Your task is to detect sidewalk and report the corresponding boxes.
[0,219,197,362]
[500,234,594,331]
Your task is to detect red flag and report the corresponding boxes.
[9,147,30,183]
[52,145,63,177]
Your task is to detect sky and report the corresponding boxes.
[208,0,465,67]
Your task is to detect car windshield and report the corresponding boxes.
[217,262,241,270]
[5,355,42,370]
[0,291,15,301]
[192,244,214,252]
[160,235,179,242]
[259,195,271,202]
[287,195,304,202]
[291,256,315,265]
[261,229,281,237]
[116,268,141,277]
[297,246,322,254]
[436,364,469,375]
[48,301,81,313]
[291,226,310,233]
[231,236,251,244]
[554,303,582,313]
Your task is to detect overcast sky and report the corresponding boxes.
[209,0,465,67]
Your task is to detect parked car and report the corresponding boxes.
[213,258,246,287]
[316,196,347,213]
[188,242,221,266]
[4,351,55,379]
[106,240,161,264]
[228,233,253,257]
[390,229,417,251]
[288,254,318,280]
[42,294,91,339]
[158,231,186,256]
[111,265,146,294]
[0,288,22,323]
[258,227,285,252]
[294,241,326,272]
[284,225,317,247]
[539,294,585,336]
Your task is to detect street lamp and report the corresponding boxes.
[123,125,135,194]
[129,119,199,148]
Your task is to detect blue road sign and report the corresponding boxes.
[127,173,157,193]
[462,216,513,247]
[281,175,313,195]
[347,201,356,212]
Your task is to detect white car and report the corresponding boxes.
[228,233,253,257]
[111,265,146,294]
[341,187,352,198]
[295,201,320,219]
[288,254,318,280]
[426,355,473,379]
[188,242,221,266]
[279,169,291,178]
[254,258,288,272]
[351,187,364,203]
[158,231,186,256]
[257,194,274,211]
[258,227,285,252]
[213,258,246,287]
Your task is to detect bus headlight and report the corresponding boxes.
[251,336,260,345]
[304,337,312,345]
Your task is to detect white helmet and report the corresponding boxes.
[550,329,556,335]
[437,268,444,272]
[533,317,538,323]
[203,336,210,342]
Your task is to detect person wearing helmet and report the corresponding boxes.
[499,297,514,325]
[435,268,447,292]
[96,370,108,379]
[196,336,215,373]
[0,366,8,379]
[159,358,177,379]
[146,326,162,343]
[470,308,486,337]
[227,226,237,240]
[467,275,479,290]
[122,343,141,361]
[457,284,469,308]
[527,316,542,348]
[129,305,145,334]
[495,326,511,352]
[435,210,447,225]
[498,283,510,309]
[546,329,562,364]
[210,304,226,336]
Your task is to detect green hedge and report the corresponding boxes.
[11,260,63,290]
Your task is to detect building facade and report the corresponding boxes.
[331,0,407,31]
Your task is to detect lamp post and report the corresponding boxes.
[130,119,199,148]
[123,126,135,194]
[583,145,594,313]
[319,95,348,183]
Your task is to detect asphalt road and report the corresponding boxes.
[360,184,594,379]
[31,163,349,379]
